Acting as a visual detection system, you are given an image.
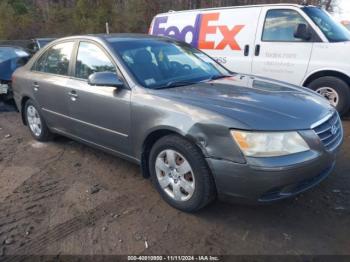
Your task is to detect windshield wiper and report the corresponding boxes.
[157,80,199,89]
[155,74,233,89]
[206,74,232,81]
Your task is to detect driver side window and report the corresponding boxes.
[262,9,310,42]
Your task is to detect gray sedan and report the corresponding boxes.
[12,34,343,212]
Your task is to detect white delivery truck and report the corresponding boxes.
[150,4,350,115]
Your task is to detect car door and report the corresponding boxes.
[251,7,317,86]
[198,7,262,74]
[30,41,76,133]
[65,40,131,155]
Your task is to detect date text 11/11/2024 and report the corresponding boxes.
[127,255,221,261]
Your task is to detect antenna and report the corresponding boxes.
[106,22,110,34]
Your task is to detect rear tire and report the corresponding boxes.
[149,135,216,212]
[308,76,350,116]
[24,99,53,142]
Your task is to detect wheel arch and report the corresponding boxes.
[140,128,207,178]
[303,70,350,87]
[20,96,32,125]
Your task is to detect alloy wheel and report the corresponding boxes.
[27,105,42,137]
[316,87,339,107]
[155,149,195,202]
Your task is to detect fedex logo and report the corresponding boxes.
[152,12,245,51]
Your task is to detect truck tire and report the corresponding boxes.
[308,76,350,116]
[149,135,216,212]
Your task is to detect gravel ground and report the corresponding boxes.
[0,100,349,257]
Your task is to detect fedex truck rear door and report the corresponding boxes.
[151,7,262,75]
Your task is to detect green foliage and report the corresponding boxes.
[9,0,28,15]
[0,1,15,39]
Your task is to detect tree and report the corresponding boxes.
[0,1,15,39]
[319,0,340,12]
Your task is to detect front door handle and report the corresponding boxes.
[244,45,250,56]
[68,90,78,101]
[255,44,261,56]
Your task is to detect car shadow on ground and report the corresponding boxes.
[0,98,17,112]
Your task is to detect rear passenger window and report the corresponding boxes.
[34,42,74,76]
[262,10,309,42]
[34,52,48,72]
[75,42,115,79]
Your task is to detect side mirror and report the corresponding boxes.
[294,23,312,41]
[88,72,124,88]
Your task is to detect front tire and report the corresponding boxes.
[24,99,52,141]
[149,135,216,212]
[308,76,350,116]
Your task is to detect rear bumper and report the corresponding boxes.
[207,151,336,203]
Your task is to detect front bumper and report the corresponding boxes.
[207,150,337,203]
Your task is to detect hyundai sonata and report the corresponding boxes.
[12,34,343,211]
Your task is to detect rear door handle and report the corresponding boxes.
[244,45,250,56]
[255,44,261,56]
[68,90,78,101]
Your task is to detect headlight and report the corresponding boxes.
[231,130,310,157]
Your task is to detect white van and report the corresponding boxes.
[150,4,350,115]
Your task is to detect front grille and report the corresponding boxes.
[313,112,343,152]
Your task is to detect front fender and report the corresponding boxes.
[131,91,246,164]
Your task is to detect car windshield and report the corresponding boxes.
[302,7,350,42]
[0,47,29,63]
[108,38,231,89]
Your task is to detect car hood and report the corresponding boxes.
[0,60,14,81]
[0,52,30,81]
[151,75,334,131]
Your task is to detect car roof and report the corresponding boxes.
[50,33,172,44]
[155,3,313,16]
[33,38,56,41]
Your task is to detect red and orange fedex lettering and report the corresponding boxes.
[198,13,219,50]
[216,25,244,50]
[152,12,245,51]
